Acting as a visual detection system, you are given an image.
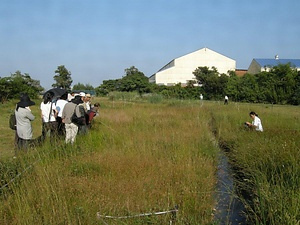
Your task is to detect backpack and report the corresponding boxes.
[71,106,86,126]
[9,112,17,130]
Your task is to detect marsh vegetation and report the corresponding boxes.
[0,96,299,224]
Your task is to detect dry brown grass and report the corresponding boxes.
[0,98,218,224]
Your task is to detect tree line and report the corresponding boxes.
[1,64,299,105]
[96,64,300,105]
[0,65,94,103]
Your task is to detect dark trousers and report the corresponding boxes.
[56,117,66,137]
[42,121,58,141]
[15,133,44,154]
[17,138,34,151]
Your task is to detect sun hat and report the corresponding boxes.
[85,93,91,98]
[17,93,35,108]
[71,95,83,105]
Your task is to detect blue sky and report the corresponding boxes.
[1,0,299,89]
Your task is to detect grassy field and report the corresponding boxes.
[0,97,218,224]
[0,97,299,224]
[211,102,300,225]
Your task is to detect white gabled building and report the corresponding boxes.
[149,47,236,86]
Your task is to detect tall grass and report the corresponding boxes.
[1,98,299,224]
[211,103,300,225]
[0,98,218,224]
[0,99,43,159]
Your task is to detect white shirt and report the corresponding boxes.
[86,102,91,111]
[40,102,56,122]
[56,99,68,117]
[252,116,263,132]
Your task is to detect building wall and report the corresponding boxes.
[247,60,261,74]
[235,69,248,77]
[153,48,236,85]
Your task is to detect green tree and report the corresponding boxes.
[95,66,150,96]
[0,77,11,103]
[225,71,240,102]
[193,66,228,100]
[124,66,139,76]
[72,83,94,91]
[0,71,43,102]
[255,71,277,103]
[95,79,121,96]
[85,84,95,90]
[193,66,217,85]
[185,81,202,99]
[238,73,259,102]
[52,65,72,91]
[270,64,298,104]
[289,71,300,105]
[118,66,150,95]
[249,64,299,104]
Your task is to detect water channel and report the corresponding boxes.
[214,150,247,225]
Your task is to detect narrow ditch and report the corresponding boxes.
[210,114,247,225]
[214,150,247,225]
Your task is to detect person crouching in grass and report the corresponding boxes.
[87,102,100,128]
[245,111,263,132]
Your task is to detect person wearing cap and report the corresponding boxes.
[15,93,36,150]
[77,92,86,111]
[77,92,89,134]
[83,93,91,126]
[84,93,91,111]
[79,92,85,104]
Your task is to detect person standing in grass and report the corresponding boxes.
[224,95,229,105]
[245,111,263,132]
[15,93,36,150]
[200,94,203,100]
[77,92,88,135]
[61,95,82,144]
[83,93,92,112]
[40,92,58,141]
[55,93,68,137]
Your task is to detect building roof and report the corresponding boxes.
[255,58,300,68]
[157,47,235,73]
[150,47,236,85]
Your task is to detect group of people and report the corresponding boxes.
[14,92,263,152]
[14,91,100,151]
